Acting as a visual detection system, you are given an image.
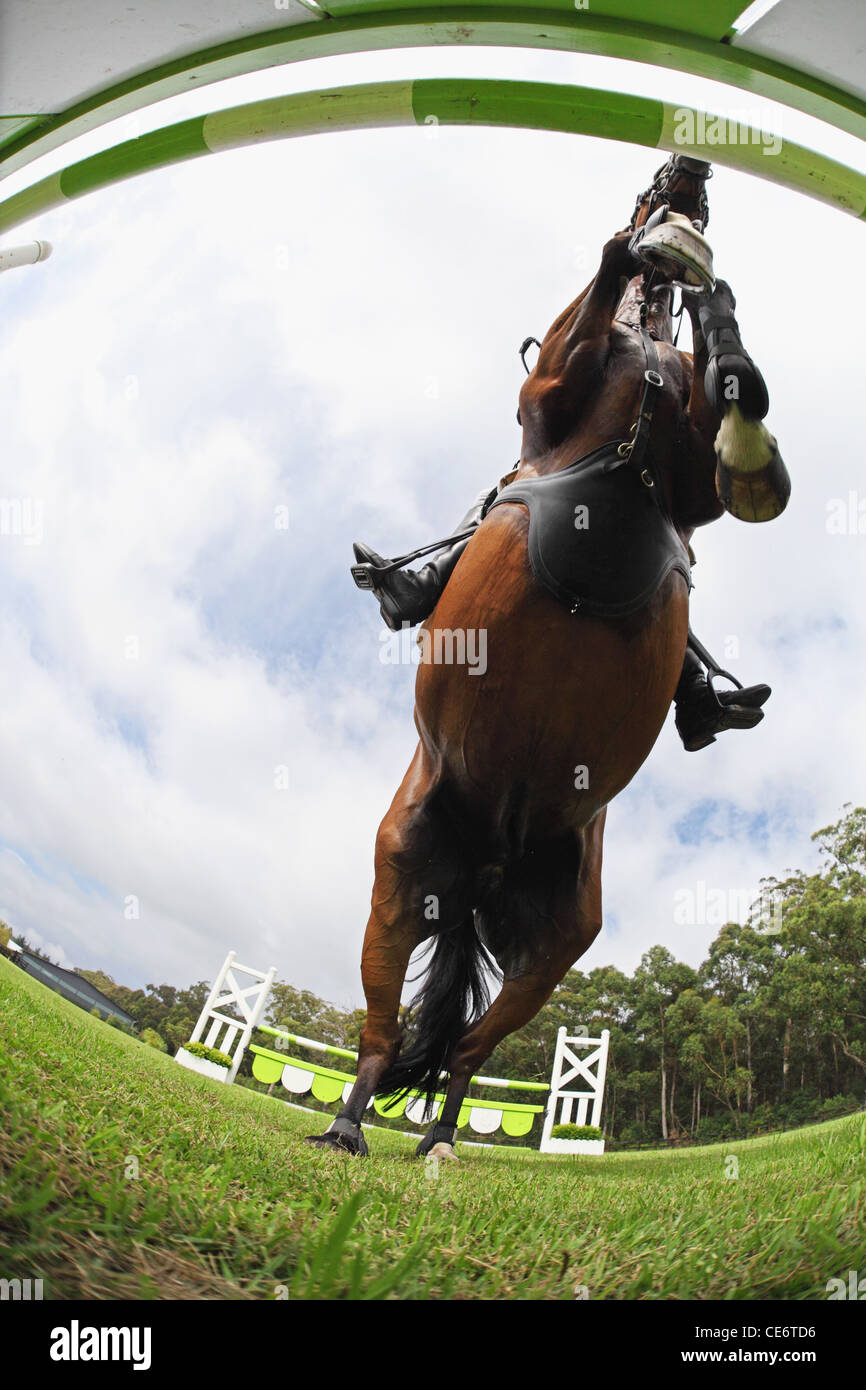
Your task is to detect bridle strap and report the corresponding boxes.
[519,336,541,374]
[630,156,711,234]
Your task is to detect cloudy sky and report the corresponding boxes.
[1,36,864,1010]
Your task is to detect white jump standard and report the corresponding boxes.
[540,1028,611,1154]
[175,951,276,1084]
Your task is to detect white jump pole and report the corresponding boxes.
[0,240,52,274]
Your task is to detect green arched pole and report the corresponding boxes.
[2,77,865,236]
[2,7,865,183]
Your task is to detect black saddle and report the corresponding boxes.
[486,441,692,618]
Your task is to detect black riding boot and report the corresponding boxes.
[674,631,771,752]
[352,488,494,632]
[682,279,769,419]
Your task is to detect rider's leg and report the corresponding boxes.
[674,629,771,753]
[352,486,496,632]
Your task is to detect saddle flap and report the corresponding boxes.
[487,443,691,619]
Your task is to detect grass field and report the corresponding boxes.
[1,954,864,1301]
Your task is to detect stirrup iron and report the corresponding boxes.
[686,630,743,696]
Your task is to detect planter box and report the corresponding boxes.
[539,1137,605,1155]
[175,1046,232,1083]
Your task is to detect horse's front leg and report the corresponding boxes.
[533,227,637,361]
[305,875,415,1157]
[682,280,790,523]
[519,232,639,454]
[307,745,471,1157]
[305,766,429,1156]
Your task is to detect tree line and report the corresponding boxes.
[481,805,866,1143]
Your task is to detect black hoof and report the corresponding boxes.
[415,1122,457,1157]
[305,1120,369,1157]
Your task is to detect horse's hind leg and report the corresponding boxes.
[416,812,606,1160]
[307,746,470,1156]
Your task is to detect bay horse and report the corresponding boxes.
[309,156,788,1158]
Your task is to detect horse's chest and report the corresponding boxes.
[520,332,684,456]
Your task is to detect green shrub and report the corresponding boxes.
[746,1102,775,1133]
[140,1028,167,1051]
[696,1114,737,1141]
[616,1122,648,1146]
[550,1123,602,1141]
[778,1089,820,1123]
[181,1040,232,1068]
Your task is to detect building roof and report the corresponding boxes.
[9,942,138,1025]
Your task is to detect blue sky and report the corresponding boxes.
[0,41,863,1005]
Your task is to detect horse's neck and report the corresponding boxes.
[613,279,674,340]
[518,326,674,477]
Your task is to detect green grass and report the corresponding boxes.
[1,954,864,1300]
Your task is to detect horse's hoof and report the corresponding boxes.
[304,1129,369,1158]
[427,1141,459,1162]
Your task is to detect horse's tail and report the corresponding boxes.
[376,914,495,1109]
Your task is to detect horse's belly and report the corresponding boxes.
[413,508,688,834]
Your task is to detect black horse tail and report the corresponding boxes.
[376,914,496,1110]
